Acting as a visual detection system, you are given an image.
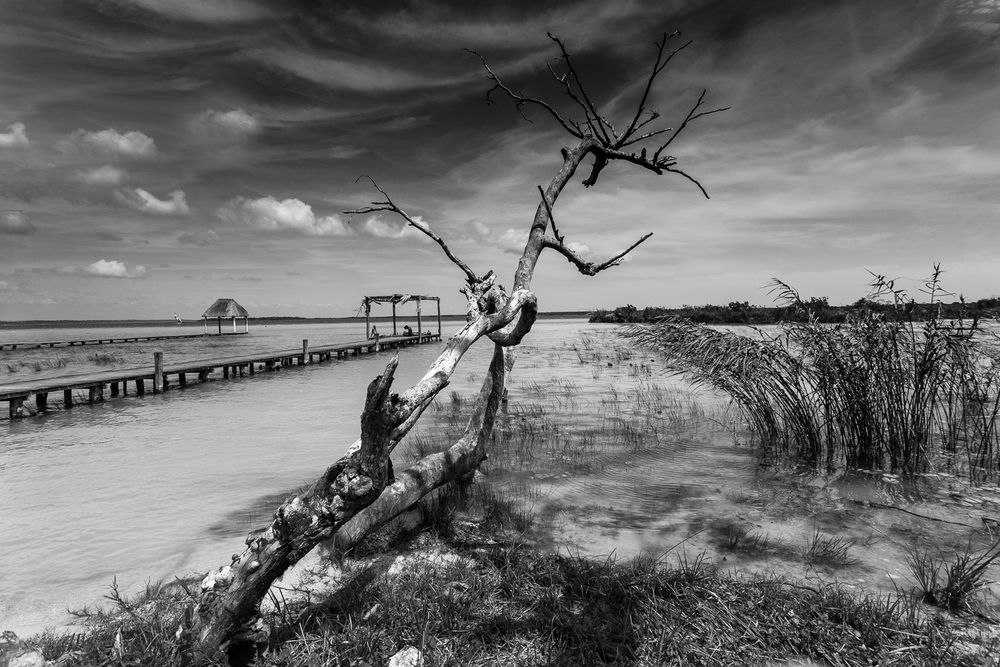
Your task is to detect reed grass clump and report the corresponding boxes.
[805,526,858,567]
[624,266,1000,481]
[905,538,1000,613]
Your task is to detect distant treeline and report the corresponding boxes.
[589,297,1000,325]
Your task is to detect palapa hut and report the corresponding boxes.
[202,298,250,334]
[362,294,440,340]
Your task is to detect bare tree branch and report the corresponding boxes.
[468,49,584,139]
[536,185,564,243]
[546,33,612,142]
[663,165,711,199]
[346,175,481,285]
[542,232,653,276]
[653,89,729,163]
[617,32,689,147]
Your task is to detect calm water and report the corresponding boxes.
[0,320,494,633]
[3,320,999,635]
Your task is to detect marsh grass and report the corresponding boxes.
[905,537,1000,613]
[710,519,773,554]
[804,526,858,568]
[624,266,1000,481]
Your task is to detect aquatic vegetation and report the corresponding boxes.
[89,352,124,366]
[804,526,857,568]
[904,537,1000,613]
[711,519,772,553]
[3,357,69,373]
[624,266,1000,481]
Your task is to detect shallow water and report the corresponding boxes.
[2,320,999,635]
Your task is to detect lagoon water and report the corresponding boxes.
[3,319,999,635]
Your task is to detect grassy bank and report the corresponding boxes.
[9,483,999,666]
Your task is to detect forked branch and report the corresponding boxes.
[479,32,727,194]
[347,175,481,285]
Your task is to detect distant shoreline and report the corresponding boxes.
[0,311,594,330]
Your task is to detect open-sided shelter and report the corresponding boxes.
[362,294,440,339]
[202,298,250,334]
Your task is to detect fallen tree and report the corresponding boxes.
[191,31,725,663]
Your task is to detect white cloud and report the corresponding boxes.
[63,128,156,158]
[217,196,349,236]
[329,145,365,159]
[178,229,222,246]
[58,259,148,279]
[0,122,28,148]
[0,210,36,235]
[496,228,528,254]
[566,241,593,257]
[191,108,260,137]
[114,188,190,216]
[360,215,429,241]
[73,165,127,186]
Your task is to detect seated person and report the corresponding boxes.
[402,324,413,336]
[369,325,379,340]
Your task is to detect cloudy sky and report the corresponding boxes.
[1,0,998,320]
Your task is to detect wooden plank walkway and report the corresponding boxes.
[0,331,246,351]
[0,333,440,419]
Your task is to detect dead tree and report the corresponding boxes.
[190,31,725,662]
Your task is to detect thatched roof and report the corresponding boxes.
[202,298,249,319]
[363,294,438,305]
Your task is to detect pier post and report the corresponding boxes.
[436,298,441,338]
[111,382,119,397]
[179,372,187,387]
[302,339,309,365]
[9,397,24,419]
[35,392,47,412]
[153,352,164,394]
[63,389,73,407]
[136,379,145,395]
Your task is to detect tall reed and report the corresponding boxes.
[623,267,1000,480]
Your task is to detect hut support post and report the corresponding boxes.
[153,352,164,394]
[365,299,371,339]
[417,298,422,340]
[302,339,309,365]
[203,318,208,334]
[391,301,397,336]
[436,298,441,337]
[244,317,249,333]
[232,317,237,333]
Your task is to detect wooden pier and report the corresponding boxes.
[0,333,440,419]
[0,331,246,351]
